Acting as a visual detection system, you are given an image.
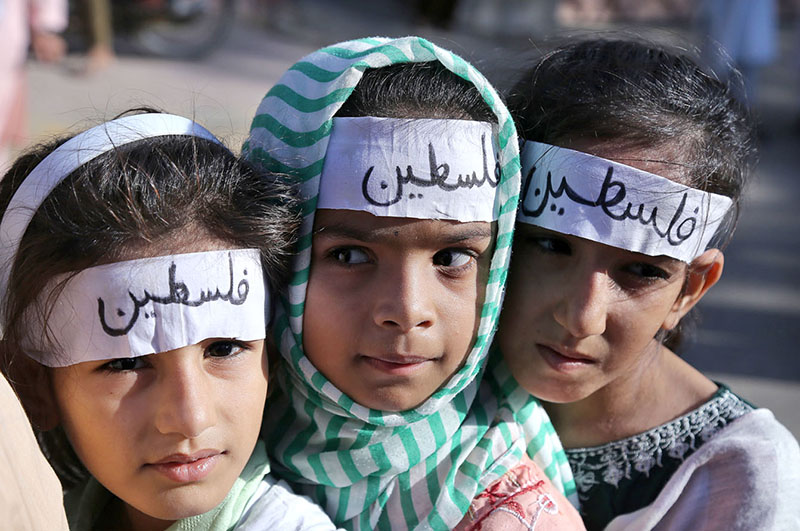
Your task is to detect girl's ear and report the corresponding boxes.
[662,249,724,331]
[6,353,61,432]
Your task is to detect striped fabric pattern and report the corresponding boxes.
[244,37,576,529]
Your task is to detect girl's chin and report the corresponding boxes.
[515,373,596,404]
[523,388,580,405]
[540,392,589,405]
[124,486,232,523]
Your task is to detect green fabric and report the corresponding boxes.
[245,36,575,530]
[64,441,271,531]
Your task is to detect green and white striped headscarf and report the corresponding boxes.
[244,36,575,529]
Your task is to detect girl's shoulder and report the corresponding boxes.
[566,384,756,530]
[604,407,800,531]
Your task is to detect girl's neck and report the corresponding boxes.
[544,343,718,449]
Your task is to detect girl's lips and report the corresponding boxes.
[361,355,433,376]
[537,344,595,372]
[147,451,222,483]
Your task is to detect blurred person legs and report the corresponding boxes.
[82,0,114,73]
[558,0,693,25]
[699,0,778,106]
[556,0,612,24]
[609,0,693,22]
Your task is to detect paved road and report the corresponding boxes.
[23,3,799,437]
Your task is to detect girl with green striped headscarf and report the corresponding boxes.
[244,37,578,530]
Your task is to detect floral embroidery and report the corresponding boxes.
[491,493,559,530]
[470,478,548,529]
[460,455,579,531]
[567,387,752,497]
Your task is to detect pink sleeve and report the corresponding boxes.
[0,374,69,531]
[455,454,586,531]
[29,0,68,33]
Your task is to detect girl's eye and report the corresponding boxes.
[330,247,370,265]
[624,262,670,280]
[529,236,571,255]
[104,357,145,371]
[433,249,474,268]
[205,340,246,358]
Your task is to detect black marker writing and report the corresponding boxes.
[520,164,698,246]
[361,133,499,206]
[98,252,250,337]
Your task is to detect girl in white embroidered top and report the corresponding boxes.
[499,38,800,530]
[0,111,338,530]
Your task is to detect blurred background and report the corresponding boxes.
[3,0,799,437]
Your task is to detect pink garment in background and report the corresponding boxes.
[0,0,67,171]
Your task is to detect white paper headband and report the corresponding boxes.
[518,142,733,262]
[23,249,268,367]
[0,113,221,312]
[319,117,499,222]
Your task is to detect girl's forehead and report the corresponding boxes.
[517,139,729,263]
[560,137,690,185]
[313,209,495,245]
[317,117,500,224]
[26,248,268,368]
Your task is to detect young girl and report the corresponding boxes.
[244,36,584,530]
[500,39,800,530]
[0,111,338,530]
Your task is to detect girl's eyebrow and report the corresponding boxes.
[312,223,376,241]
[313,223,494,244]
[440,225,494,244]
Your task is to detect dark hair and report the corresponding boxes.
[0,109,300,486]
[335,61,497,123]
[508,38,754,220]
[506,38,756,350]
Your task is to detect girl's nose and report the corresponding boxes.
[554,269,609,338]
[372,263,435,332]
[154,359,216,438]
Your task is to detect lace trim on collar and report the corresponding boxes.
[566,387,752,493]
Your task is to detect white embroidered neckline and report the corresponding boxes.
[566,387,752,494]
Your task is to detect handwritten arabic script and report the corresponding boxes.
[97,252,250,337]
[361,133,499,207]
[520,163,699,247]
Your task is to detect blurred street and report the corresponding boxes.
[22,0,800,437]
